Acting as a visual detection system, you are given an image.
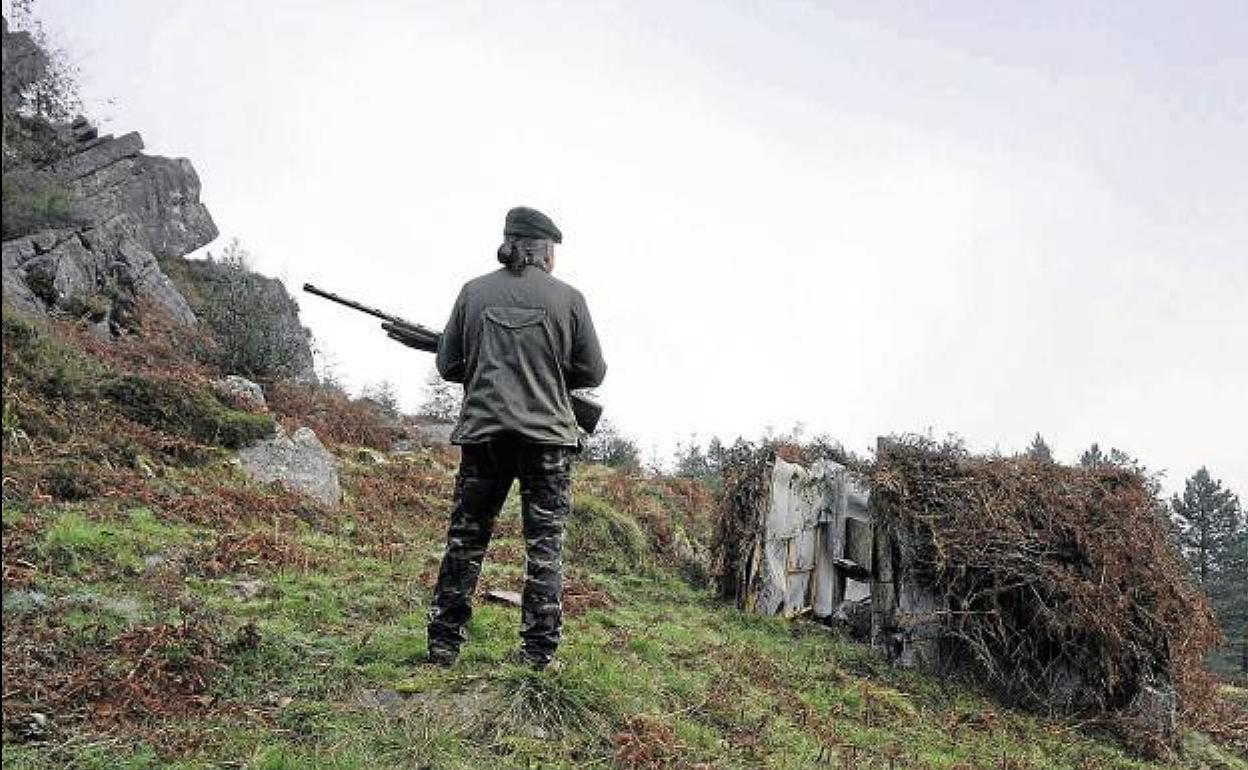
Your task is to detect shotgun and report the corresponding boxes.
[302,283,603,434]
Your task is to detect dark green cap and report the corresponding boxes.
[504,206,562,243]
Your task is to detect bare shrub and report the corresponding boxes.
[265,381,402,450]
[869,436,1222,738]
[160,242,314,381]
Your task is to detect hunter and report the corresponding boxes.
[426,206,607,671]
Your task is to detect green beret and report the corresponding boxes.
[504,206,562,243]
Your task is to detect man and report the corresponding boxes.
[426,206,607,670]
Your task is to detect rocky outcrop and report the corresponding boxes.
[3,18,317,381]
[52,128,217,259]
[4,14,217,332]
[238,426,341,506]
[1,16,47,113]
[2,121,216,332]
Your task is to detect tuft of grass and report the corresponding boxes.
[1179,732,1248,770]
[477,665,610,741]
[246,745,372,770]
[566,494,650,575]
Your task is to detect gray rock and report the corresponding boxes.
[31,229,61,253]
[262,691,293,708]
[214,375,267,410]
[65,139,218,260]
[231,579,266,601]
[2,589,50,613]
[49,130,143,183]
[4,215,197,327]
[58,591,144,623]
[1,17,48,114]
[2,121,215,332]
[164,257,316,381]
[389,438,422,453]
[411,420,455,447]
[519,724,550,741]
[832,597,873,642]
[1,239,45,315]
[142,553,168,572]
[355,688,404,710]
[238,425,341,506]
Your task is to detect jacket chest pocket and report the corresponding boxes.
[483,307,548,331]
[480,307,561,367]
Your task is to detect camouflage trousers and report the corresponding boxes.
[427,439,573,664]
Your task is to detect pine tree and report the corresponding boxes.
[707,437,727,475]
[1025,433,1054,462]
[1171,467,1243,586]
[1078,442,1108,468]
[1211,528,1248,673]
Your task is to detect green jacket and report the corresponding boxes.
[436,266,606,446]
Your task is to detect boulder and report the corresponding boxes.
[213,375,267,411]
[389,438,422,453]
[832,597,873,642]
[230,579,267,601]
[352,447,389,465]
[238,425,341,506]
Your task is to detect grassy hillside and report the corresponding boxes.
[2,314,1245,770]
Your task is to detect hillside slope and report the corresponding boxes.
[2,315,1245,770]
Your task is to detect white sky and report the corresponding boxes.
[17,1,1248,496]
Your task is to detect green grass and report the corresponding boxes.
[4,446,1244,770]
[38,507,195,576]
[566,493,651,575]
[7,557,1245,770]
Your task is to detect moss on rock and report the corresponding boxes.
[102,374,274,449]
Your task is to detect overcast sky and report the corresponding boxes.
[18,1,1247,496]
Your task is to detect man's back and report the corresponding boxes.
[426,206,603,672]
[436,265,606,445]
